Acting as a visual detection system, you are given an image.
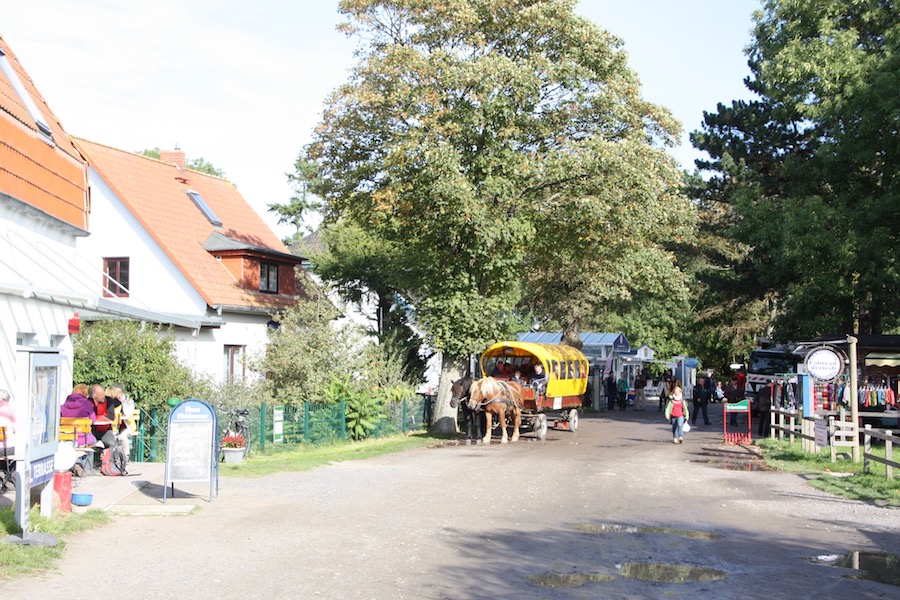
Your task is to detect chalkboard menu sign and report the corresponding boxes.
[164,399,218,502]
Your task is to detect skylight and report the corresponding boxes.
[0,47,53,139]
[185,190,222,226]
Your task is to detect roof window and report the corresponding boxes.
[185,190,222,226]
[0,47,53,139]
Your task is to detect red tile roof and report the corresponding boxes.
[0,36,88,230]
[75,139,300,310]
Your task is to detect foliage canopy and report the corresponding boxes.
[691,0,900,339]
[293,0,695,361]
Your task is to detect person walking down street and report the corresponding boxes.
[757,382,773,438]
[657,373,670,412]
[692,377,712,426]
[617,371,629,411]
[633,368,647,411]
[691,379,703,425]
[665,386,690,443]
[605,372,617,411]
[704,371,717,404]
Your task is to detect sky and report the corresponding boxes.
[1,0,762,240]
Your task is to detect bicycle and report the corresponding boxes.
[220,408,251,460]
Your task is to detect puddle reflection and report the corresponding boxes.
[575,522,721,540]
[526,572,616,588]
[618,562,726,583]
[809,551,900,587]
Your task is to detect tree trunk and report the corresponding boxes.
[561,320,583,350]
[429,353,466,435]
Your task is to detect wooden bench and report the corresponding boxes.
[59,417,97,475]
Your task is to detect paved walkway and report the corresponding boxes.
[1,461,198,516]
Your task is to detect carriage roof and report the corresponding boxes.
[481,341,588,402]
[481,341,588,369]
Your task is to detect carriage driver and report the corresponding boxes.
[530,363,548,394]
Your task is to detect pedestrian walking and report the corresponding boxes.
[605,371,617,411]
[634,368,647,411]
[665,386,690,443]
[616,370,629,411]
[692,377,712,426]
[657,372,670,412]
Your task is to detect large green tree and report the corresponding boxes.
[295,0,695,432]
[692,0,900,340]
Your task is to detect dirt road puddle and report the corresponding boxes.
[618,562,726,583]
[575,522,721,540]
[526,573,616,588]
[809,551,900,587]
[691,448,770,471]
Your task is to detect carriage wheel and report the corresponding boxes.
[567,409,579,432]
[535,413,548,441]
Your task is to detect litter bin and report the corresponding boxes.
[53,471,73,512]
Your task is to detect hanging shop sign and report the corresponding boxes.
[804,346,844,383]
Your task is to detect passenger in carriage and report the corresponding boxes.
[510,370,525,385]
[531,363,548,394]
[490,359,507,377]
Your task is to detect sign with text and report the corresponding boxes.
[804,346,844,383]
[724,400,750,412]
[164,399,217,502]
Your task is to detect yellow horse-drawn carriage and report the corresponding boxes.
[479,341,588,440]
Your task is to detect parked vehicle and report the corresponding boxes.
[744,347,804,412]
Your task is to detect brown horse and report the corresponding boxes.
[467,377,524,444]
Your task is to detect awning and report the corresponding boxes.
[864,353,900,368]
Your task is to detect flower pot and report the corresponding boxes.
[222,447,245,463]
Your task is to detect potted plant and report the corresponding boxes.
[222,434,246,463]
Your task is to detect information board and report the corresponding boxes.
[273,406,284,444]
[164,399,217,502]
[814,418,828,448]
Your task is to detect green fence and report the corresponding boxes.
[129,395,434,462]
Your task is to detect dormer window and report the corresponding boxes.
[260,261,279,293]
[0,47,53,140]
[185,190,222,226]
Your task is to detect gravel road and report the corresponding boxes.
[2,405,898,599]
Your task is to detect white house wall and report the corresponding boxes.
[0,204,77,403]
[171,312,270,383]
[78,167,209,316]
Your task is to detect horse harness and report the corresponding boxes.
[473,380,520,409]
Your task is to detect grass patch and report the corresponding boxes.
[755,438,900,507]
[0,507,109,580]
[218,432,447,478]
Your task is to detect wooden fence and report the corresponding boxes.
[769,408,899,481]
[863,425,899,481]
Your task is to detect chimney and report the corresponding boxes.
[160,149,186,170]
